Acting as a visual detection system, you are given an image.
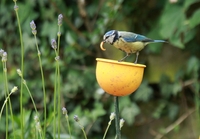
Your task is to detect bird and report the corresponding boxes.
[101,30,166,64]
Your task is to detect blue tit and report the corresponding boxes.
[102,30,166,63]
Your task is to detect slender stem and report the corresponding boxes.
[57,25,61,54]
[53,49,60,139]
[53,67,58,139]
[21,78,44,138]
[2,59,16,139]
[81,128,88,139]
[13,1,25,138]
[66,117,72,139]
[57,62,61,139]
[23,81,38,114]
[103,121,112,139]
[35,128,38,139]
[39,132,43,139]
[56,52,61,139]
[33,34,46,138]
[2,63,8,139]
[56,25,61,139]
[5,100,8,139]
[0,91,15,119]
[77,121,88,139]
[114,96,121,139]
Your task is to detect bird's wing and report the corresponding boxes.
[118,31,153,43]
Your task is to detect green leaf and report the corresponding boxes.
[169,33,184,49]
[186,56,200,77]
[160,74,173,98]
[121,103,140,125]
[172,82,182,96]
[176,23,196,47]
[184,0,198,10]
[90,103,106,120]
[134,82,153,102]
[159,4,188,48]
[167,103,179,120]
[189,9,200,28]
[183,28,196,43]
[18,3,33,23]
[41,21,57,39]
[160,83,173,98]
[147,24,164,53]
[152,102,166,119]
[160,5,184,38]
[65,31,76,45]
[119,97,131,108]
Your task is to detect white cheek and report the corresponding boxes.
[108,37,113,43]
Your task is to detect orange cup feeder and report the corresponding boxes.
[96,58,146,96]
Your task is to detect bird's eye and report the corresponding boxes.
[105,35,109,40]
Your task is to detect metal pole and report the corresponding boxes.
[114,96,121,139]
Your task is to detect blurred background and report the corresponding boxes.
[0,0,200,138]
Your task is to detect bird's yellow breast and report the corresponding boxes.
[113,38,145,54]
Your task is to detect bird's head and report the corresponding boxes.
[103,30,118,45]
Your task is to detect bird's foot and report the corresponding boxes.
[134,52,139,64]
[134,60,137,64]
[118,53,129,62]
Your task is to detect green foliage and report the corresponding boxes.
[189,9,200,28]
[133,81,153,102]
[0,0,200,138]
[121,102,140,125]
[150,0,200,51]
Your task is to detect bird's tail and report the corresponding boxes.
[153,40,166,43]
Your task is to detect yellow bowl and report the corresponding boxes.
[96,58,146,96]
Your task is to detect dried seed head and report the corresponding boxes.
[74,115,79,122]
[62,107,68,115]
[11,86,18,93]
[32,30,37,35]
[110,112,115,120]
[55,56,60,61]
[2,52,7,62]
[120,119,125,129]
[17,69,22,77]
[0,49,4,57]
[51,39,57,49]
[57,31,61,37]
[34,115,39,122]
[14,5,19,11]
[58,14,63,26]
[30,20,36,30]
[36,122,42,132]
[30,20,37,35]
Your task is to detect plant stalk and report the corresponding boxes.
[114,96,121,139]
[33,34,46,138]
[13,2,25,138]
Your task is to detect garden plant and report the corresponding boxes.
[0,0,200,139]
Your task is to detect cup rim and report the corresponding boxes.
[96,58,146,68]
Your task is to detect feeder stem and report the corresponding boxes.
[114,96,121,139]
